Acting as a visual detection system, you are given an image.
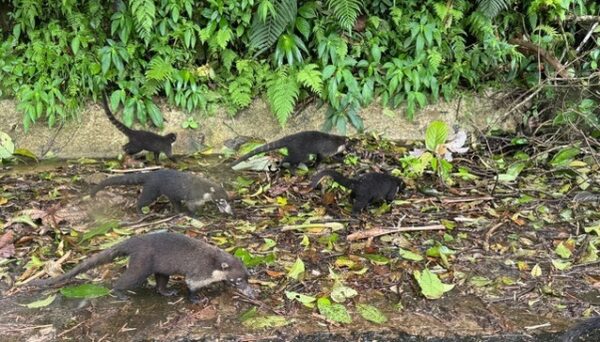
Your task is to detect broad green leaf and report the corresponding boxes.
[498,162,526,182]
[60,284,110,298]
[425,121,448,152]
[555,242,572,259]
[234,248,275,267]
[22,294,56,308]
[357,304,388,324]
[285,291,316,307]
[550,147,580,167]
[0,131,15,159]
[414,269,454,299]
[81,220,119,242]
[552,259,571,271]
[398,248,424,261]
[531,263,542,277]
[242,315,290,329]
[13,148,37,160]
[317,297,352,324]
[287,258,305,280]
[363,254,389,265]
[330,283,357,303]
[469,276,492,287]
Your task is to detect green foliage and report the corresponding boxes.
[0,0,598,132]
[266,67,299,126]
[326,0,362,32]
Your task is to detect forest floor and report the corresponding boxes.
[0,132,599,341]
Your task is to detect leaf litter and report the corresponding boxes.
[0,130,598,340]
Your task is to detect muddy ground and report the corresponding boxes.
[0,133,599,341]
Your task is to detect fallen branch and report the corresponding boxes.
[509,37,570,78]
[440,196,494,204]
[347,224,445,241]
[110,166,163,173]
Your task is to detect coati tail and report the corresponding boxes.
[28,245,126,288]
[90,172,150,197]
[101,92,133,135]
[230,138,291,166]
[562,316,600,342]
[310,170,356,190]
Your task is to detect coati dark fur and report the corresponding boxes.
[29,232,254,302]
[90,169,233,215]
[562,316,600,342]
[230,131,347,171]
[101,93,177,164]
[311,170,405,214]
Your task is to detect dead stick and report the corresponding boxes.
[110,166,163,173]
[441,196,494,204]
[347,224,445,241]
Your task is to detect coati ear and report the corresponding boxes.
[221,262,230,270]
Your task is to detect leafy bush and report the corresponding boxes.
[0,0,598,133]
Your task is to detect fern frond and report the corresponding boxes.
[146,57,174,81]
[130,0,156,43]
[326,0,362,32]
[250,0,297,55]
[296,63,323,96]
[266,68,299,126]
[427,50,443,71]
[476,0,511,18]
[229,60,255,109]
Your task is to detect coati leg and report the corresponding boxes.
[153,152,161,165]
[123,142,143,155]
[351,195,371,215]
[385,187,398,202]
[137,186,160,213]
[155,273,177,296]
[113,255,153,297]
[281,151,308,174]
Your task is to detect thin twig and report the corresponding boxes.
[109,166,163,173]
[347,224,445,241]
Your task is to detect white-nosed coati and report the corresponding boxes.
[90,169,233,215]
[311,170,405,215]
[230,131,347,172]
[29,232,255,302]
[562,316,600,342]
[101,92,177,164]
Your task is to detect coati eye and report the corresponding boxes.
[221,262,230,270]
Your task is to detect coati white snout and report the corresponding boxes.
[101,92,177,164]
[90,169,233,216]
[231,131,347,172]
[311,169,405,214]
[29,232,255,302]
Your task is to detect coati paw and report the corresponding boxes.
[188,294,208,305]
[112,290,131,301]
[158,288,178,297]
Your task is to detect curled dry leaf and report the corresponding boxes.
[0,230,15,258]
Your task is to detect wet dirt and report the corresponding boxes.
[1,138,599,341]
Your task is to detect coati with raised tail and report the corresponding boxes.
[29,232,255,302]
[562,316,600,342]
[230,131,347,172]
[101,92,176,164]
[311,170,405,214]
[90,169,233,215]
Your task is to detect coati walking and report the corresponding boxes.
[29,232,255,302]
[101,92,176,164]
[562,316,600,342]
[230,131,347,172]
[311,170,405,214]
[91,169,233,215]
